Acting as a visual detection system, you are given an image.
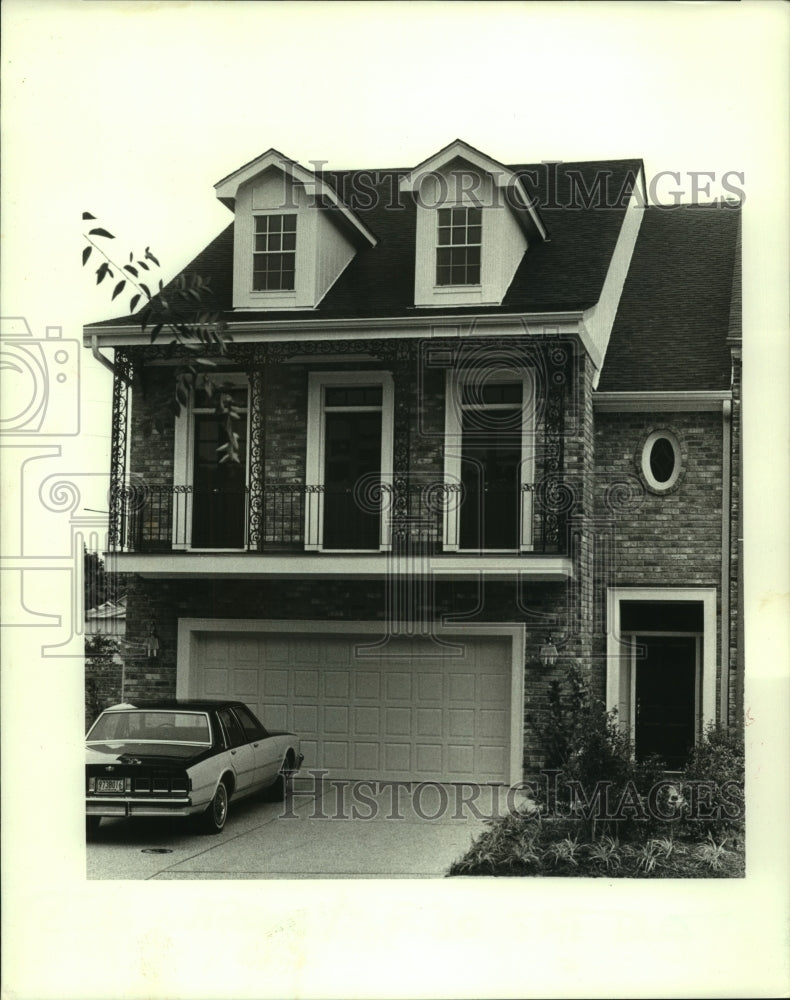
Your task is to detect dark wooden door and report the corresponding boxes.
[634,634,697,769]
[191,413,247,548]
[322,410,382,550]
[459,412,521,550]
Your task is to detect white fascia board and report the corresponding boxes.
[399,140,547,240]
[83,311,585,347]
[583,177,646,379]
[214,148,377,248]
[594,391,732,412]
[106,552,573,581]
[400,139,517,193]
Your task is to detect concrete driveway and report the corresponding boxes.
[86,777,508,880]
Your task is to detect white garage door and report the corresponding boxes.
[191,631,513,783]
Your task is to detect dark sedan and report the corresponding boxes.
[86,699,303,835]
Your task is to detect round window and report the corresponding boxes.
[641,431,681,492]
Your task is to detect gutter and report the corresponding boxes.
[91,335,132,385]
[84,310,587,347]
[720,399,732,727]
[594,390,732,412]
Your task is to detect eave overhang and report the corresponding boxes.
[593,390,732,412]
[83,310,587,348]
[106,552,574,582]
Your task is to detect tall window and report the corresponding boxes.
[253,214,297,291]
[444,372,534,552]
[436,207,482,286]
[305,373,394,551]
[190,382,248,549]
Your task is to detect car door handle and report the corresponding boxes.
[253,743,259,748]
[231,749,237,755]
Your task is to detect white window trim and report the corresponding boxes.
[435,205,483,289]
[606,587,716,749]
[172,372,251,552]
[305,371,395,552]
[443,369,535,553]
[251,211,298,295]
[641,429,682,492]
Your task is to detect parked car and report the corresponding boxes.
[85,700,303,835]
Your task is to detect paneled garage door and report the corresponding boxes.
[191,631,513,783]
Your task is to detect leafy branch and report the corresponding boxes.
[83,212,240,462]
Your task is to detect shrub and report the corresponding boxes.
[536,667,664,839]
[681,724,744,843]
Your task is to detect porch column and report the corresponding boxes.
[109,349,133,552]
[246,349,266,552]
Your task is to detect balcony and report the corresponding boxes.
[107,482,573,581]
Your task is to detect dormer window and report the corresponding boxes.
[253,214,297,291]
[436,207,482,286]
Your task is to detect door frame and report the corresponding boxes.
[172,371,251,551]
[606,587,717,747]
[305,372,395,552]
[443,368,535,553]
[176,617,525,784]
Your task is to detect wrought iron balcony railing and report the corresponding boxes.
[110,481,567,556]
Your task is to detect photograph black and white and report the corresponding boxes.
[2,2,788,998]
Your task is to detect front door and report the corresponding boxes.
[634,635,697,769]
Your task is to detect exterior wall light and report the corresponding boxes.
[539,635,559,667]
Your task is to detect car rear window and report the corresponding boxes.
[87,710,211,744]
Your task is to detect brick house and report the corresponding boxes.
[85,139,742,780]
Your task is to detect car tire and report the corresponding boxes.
[264,756,293,803]
[201,780,229,834]
[86,816,101,838]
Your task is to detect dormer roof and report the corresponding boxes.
[399,138,548,242]
[214,147,378,248]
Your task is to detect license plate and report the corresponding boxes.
[96,778,125,793]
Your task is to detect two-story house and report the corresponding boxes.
[85,139,742,782]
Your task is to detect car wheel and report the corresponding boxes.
[86,816,101,838]
[265,756,293,803]
[202,781,229,834]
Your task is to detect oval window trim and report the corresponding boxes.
[641,430,681,492]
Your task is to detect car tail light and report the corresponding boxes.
[88,777,95,792]
[124,778,132,792]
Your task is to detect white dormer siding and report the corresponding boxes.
[413,165,528,308]
[231,169,356,310]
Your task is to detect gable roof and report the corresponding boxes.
[214,147,378,248]
[598,204,740,392]
[398,138,548,240]
[88,157,643,329]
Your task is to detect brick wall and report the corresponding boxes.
[122,573,572,773]
[591,408,725,711]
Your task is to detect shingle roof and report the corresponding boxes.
[598,204,740,392]
[89,158,643,326]
[87,155,740,394]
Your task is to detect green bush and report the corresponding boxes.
[536,667,664,838]
[681,723,745,843]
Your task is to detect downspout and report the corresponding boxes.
[720,399,732,727]
[91,335,132,384]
